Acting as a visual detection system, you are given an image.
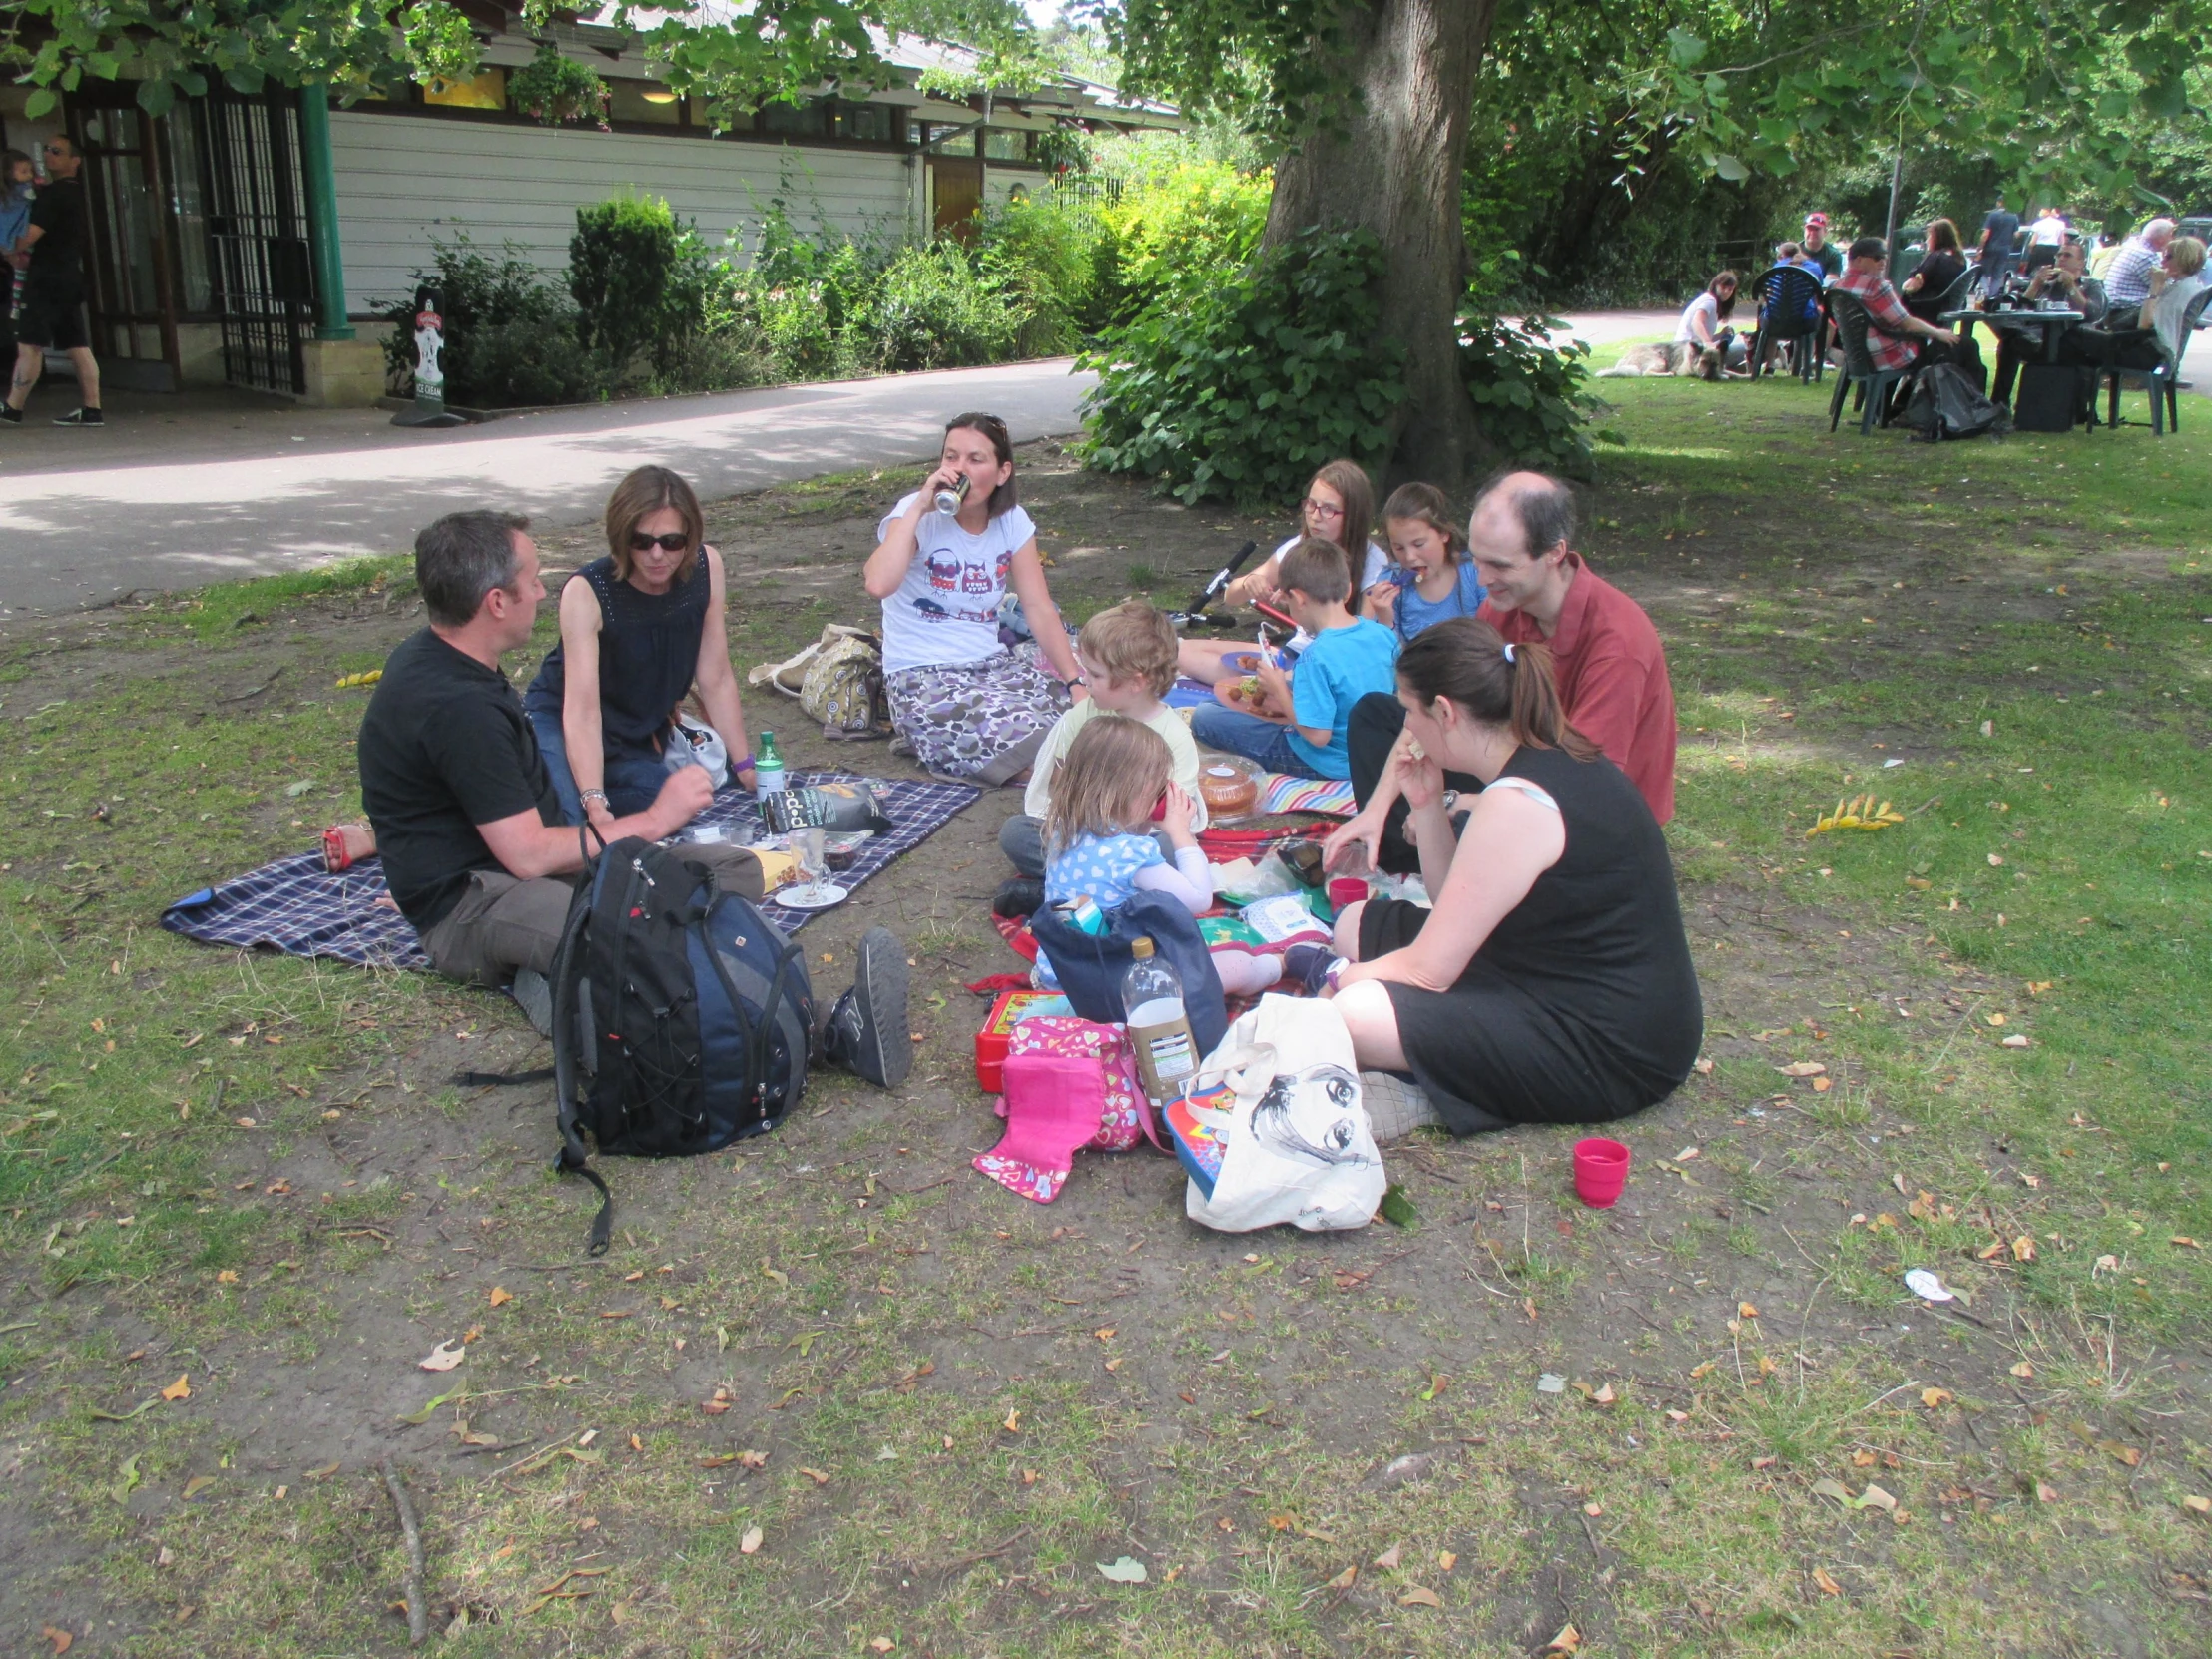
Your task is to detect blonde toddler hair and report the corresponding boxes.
[1077,600,1179,698]
[1043,715,1174,854]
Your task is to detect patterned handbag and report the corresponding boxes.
[972,1017,1166,1204]
[801,629,891,741]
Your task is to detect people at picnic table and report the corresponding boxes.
[1899,219,1969,323]
[1988,239,2108,407]
[866,411,1086,784]
[522,465,756,827]
[2101,218,2179,312]
[1364,482,1487,643]
[1176,458,1388,687]
[1315,616,1703,1133]
[1837,235,1984,386]
[1327,470,1676,879]
[2079,234,2209,383]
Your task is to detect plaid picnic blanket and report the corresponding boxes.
[159,772,981,969]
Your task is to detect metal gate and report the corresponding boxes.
[196,91,313,395]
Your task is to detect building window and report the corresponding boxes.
[930,126,976,156]
[982,128,1030,162]
[760,97,827,137]
[423,68,508,111]
[610,80,682,125]
[836,100,894,143]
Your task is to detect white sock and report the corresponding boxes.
[1211,950,1284,997]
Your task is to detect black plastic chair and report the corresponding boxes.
[1752,265,1826,382]
[2094,286,2212,435]
[1825,288,1916,434]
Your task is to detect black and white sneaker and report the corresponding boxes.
[0,406,21,426]
[819,926,911,1088]
[53,407,104,426]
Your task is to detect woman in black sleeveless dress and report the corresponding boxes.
[524,466,756,829]
[1327,617,1701,1133]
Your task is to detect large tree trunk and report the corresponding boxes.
[1263,0,1500,487]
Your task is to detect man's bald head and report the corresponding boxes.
[1470,469,1577,563]
[2144,218,2178,251]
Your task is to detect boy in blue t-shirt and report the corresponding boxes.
[1190,539,1400,780]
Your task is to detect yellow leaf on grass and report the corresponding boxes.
[182,1475,214,1499]
[1922,1387,1953,1409]
[1859,1483,1898,1512]
[1777,1061,1826,1078]
[1002,1410,1021,1433]
[1323,1565,1358,1591]
[1812,1075,1833,1092]
[1438,1550,1458,1571]
[489,1287,513,1307]
[2173,1236,2203,1250]
[1399,1586,1443,1608]
[1373,1544,1401,1569]
[2012,1236,2037,1262]
[1813,1567,1843,1596]
[1739,1301,1760,1319]
[2181,1495,2211,1515]
[869,1641,896,1654]
[739,1526,764,1555]
[418,1342,465,1372]
[160,1375,191,1402]
[1978,1240,2008,1261]
[1546,1622,1583,1653]
[2010,1361,2035,1379]
[40,1628,71,1656]
[800,1467,831,1485]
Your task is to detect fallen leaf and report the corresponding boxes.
[2012,1236,2037,1262]
[1374,1544,1401,1570]
[1859,1483,1897,1512]
[1739,1301,1760,1319]
[868,1641,896,1654]
[1750,1456,1777,1471]
[1811,1477,1853,1505]
[1002,1409,1020,1433]
[1978,1240,2008,1261]
[418,1342,465,1372]
[1439,1550,1458,1571]
[489,1287,513,1308]
[1584,1501,1604,1516]
[630,1433,643,1452]
[1322,1565,1357,1592]
[182,1475,214,1500]
[1093,1327,1116,1341]
[739,1449,767,1468]
[1675,1146,1701,1161]
[1813,1567,1843,1596]
[305,1461,339,1480]
[39,1628,71,1655]
[2182,1495,2211,1516]
[2010,1361,2036,1379]
[800,1467,830,1485]
[739,1526,763,1555]
[2098,1439,2142,1467]
[160,1375,191,1402]
[1853,1450,1877,1467]
[1546,1622,1582,1653]
[1399,1585,1443,1608]
[1812,1075,1834,1092]
[1096,1556,1148,1584]
[1777,1061,1826,1078]
[1922,1387,1953,1408]
[216,1270,239,1284]
[2173,1236,2203,1250]
[1694,1058,1714,1075]
[1892,1173,1910,1195]
[2036,1481,2060,1503]
[2001,1034,2030,1048]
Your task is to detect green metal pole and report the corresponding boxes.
[297,85,354,341]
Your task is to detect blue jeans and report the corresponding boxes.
[528,706,677,823]
[1189,704,1329,780]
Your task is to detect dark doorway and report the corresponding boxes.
[197,91,313,396]
[931,157,983,243]
[70,92,212,391]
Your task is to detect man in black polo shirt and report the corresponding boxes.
[2,135,101,428]
[359,509,910,1085]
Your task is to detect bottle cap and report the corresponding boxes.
[1131,937,1154,959]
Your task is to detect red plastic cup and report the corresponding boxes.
[1327,876,1368,912]
[1573,1138,1631,1208]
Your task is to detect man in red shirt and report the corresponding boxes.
[1326,470,1677,875]
[1837,236,1979,384]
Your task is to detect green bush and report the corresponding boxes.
[1091,160,1269,326]
[976,195,1101,353]
[864,243,1020,371]
[570,194,706,377]
[377,231,601,408]
[1077,225,1405,506]
[1457,311,1614,478]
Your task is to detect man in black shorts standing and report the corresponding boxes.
[2,135,101,428]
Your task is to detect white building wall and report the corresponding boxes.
[328,111,917,313]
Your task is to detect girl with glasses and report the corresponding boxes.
[522,465,757,828]
[1177,457,1388,689]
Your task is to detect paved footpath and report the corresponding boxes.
[0,358,1097,617]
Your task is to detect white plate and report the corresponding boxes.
[774,882,849,911]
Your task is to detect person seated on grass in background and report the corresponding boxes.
[522,464,756,828]
[1363,482,1486,645]
[1328,470,1676,878]
[866,412,1086,786]
[1989,238,2108,407]
[1312,618,1703,1134]
[1188,539,1399,781]
[1900,218,1969,323]
[1837,236,1983,389]
[1670,271,1747,378]
[996,599,1206,910]
[357,509,910,1086]
[1177,459,1387,689]
[1038,717,1305,998]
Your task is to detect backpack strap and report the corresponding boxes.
[452,1067,556,1086]
[551,835,615,1256]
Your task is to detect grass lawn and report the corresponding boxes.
[2,368,2209,1657]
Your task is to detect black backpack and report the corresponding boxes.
[550,836,813,1254]
[1903,363,2010,442]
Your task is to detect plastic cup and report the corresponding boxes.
[1327,876,1368,912]
[1573,1138,1631,1208]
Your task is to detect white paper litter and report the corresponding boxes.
[1904,1268,1955,1302]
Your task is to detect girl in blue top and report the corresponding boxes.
[1365,483,1486,643]
[1041,716,1303,997]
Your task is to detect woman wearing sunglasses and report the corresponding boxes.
[523,465,756,829]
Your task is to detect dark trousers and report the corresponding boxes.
[1347,693,1479,876]
[1992,328,2097,405]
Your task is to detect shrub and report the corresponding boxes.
[1457,311,1614,478]
[377,231,599,408]
[863,243,1019,371]
[570,195,706,378]
[1091,160,1269,327]
[976,195,1101,353]
[1077,225,1405,507]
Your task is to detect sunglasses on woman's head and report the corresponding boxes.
[629,531,689,553]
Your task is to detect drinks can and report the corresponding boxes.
[932,472,971,516]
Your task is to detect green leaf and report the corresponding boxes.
[1712,154,1749,183]
[23,89,57,119]
[1378,1183,1419,1228]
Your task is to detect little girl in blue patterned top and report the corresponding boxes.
[1365,482,1486,643]
[1041,715,1308,996]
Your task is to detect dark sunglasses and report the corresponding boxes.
[628,531,689,553]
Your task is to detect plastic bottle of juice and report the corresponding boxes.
[754,731,787,803]
[1122,937,1199,1103]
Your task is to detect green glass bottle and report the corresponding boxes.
[754,731,787,802]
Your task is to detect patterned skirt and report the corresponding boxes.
[885,648,1070,782]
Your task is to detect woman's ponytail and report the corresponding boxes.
[1398,618,1599,760]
